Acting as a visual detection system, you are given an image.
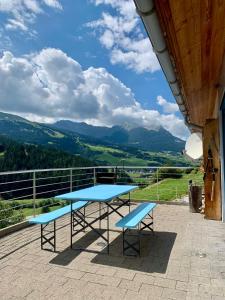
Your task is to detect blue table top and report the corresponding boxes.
[55,184,138,202]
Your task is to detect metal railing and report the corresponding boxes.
[0,166,203,229]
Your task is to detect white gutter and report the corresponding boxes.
[134,0,202,131]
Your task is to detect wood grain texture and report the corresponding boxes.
[155,0,225,127]
[203,119,221,220]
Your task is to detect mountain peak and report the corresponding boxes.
[52,119,184,152]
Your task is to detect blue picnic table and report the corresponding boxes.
[55,184,138,253]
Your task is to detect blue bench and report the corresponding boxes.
[116,202,157,256]
[29,201,87,252]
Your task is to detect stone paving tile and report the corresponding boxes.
[212,296,225,300]
[189,274,211,285]
[186,291,211,300]
[154,277,176,289]
[114,268,136,280]
[102,285,127,299]
[118,278,141,292]
[124,290,150,300]
[82,272,121,287]
[161,287,187,299]
[95,265,116,276]
[133,273,155,284]
[166,270,189,282]
[198,283,225,297]
[139,283,163,298]
[1,204,225,299]
[63,268,85,279]
[175,280,188,291]
[62,278,86,292]
[211,278,225,287]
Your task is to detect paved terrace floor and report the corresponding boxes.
[1,203,225,300]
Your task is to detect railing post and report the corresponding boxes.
[176,186,178,199]
[93,167,96,186]
[70,169,73,192]
[156,168,159,201]
[33,171,36,217]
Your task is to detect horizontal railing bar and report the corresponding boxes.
[35,180,71,189]
[0,178,33,185]
[35,186,70,196]
[97,166,195,169]
[72,177,94,183]
[72,172,94,177]
[36,172,94,181]
[6,194,34,200]
[72,182,93,189]
[0,166,198,176]
[0,185,33,194]
[36,174,70,181]
[0,166,95,176]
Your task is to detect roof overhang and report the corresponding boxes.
[134,0,225,130]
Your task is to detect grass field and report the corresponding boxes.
[94,152,150,166]
[129,171,203,201]
[1,198,64,220]
[22,204,62,217]
[85,144,124,154]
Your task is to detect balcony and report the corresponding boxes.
[0,166,202,230]
[1,167,225,299]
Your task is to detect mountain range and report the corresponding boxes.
[51,120,185,153]
[0,111,189,167]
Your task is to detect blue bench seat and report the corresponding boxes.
[116,202,157,256]
[29,201,87,224]
[116,202,156,229]
[29,201,88,252]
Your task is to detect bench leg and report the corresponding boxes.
[41,221,56,252]
[71,207,87,249]
[99,202,101,229]
[129,192,131,213]
[140,212,154,234]
[122,228,140,256]
[72,209,86,232]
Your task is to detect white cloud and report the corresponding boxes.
[99,30,114,49]
[5,18,28,31]
[157,95,179,114]
[0,48,188,139]
[42,0,62,9]
[87,0,160,74]
[0,0,62,35]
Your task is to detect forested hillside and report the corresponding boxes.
[0,136,93,172]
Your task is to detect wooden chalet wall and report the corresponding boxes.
[154,0,225,220]
[203,119,221,220]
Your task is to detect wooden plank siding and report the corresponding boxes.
[154,1,225,220]
[203,119,221,220]
[155,0,225,127]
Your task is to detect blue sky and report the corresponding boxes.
[0,0,188,139]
